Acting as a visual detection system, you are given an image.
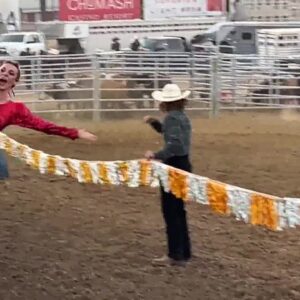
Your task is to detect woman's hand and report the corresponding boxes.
[78,129,97,142]
[144,150,155,160]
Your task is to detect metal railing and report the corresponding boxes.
[9,49,300,119]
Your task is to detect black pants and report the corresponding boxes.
[160,155,192,261]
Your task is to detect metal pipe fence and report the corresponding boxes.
[5,48,300,119]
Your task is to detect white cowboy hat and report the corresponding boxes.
[152,84,190,102]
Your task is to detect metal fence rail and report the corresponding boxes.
[6,49,300,119]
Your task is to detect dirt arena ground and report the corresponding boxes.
[0,112,300,300]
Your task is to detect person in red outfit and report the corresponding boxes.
[0,60,97,179]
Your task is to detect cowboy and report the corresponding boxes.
[130,36,140,51]
[111,37,121,51]
[144,84,192,267]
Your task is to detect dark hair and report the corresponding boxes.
[159,99,187,112]
[1,60,21,82]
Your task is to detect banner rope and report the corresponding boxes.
[0,132,299,231]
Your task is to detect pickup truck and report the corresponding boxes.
[140,36,190,52]
[0,31,46,56]
[121,36,190,72]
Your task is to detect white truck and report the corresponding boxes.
[0,31,47,56]
[191,21,300,55]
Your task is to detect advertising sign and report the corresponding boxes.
[59,0,142,21]
[143,0,207,20]
[207,0,226,12]
[143,0,226,20]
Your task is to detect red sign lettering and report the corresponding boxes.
[59,0,142,21]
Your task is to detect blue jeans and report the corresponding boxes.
[0,150,9,180]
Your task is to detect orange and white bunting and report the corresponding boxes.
[0,132,299,231]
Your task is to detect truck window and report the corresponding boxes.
[26,35,35,43]
[166,39,185,52]
[0,34,24,42]
[33,35,41,43]
[242,32,252,40]
[141,38,184,52]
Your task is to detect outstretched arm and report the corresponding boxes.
[13,103,97,141]
[143,115,163,133]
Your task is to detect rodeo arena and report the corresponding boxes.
[1,0,300,299]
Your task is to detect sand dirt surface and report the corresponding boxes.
[0,113,300,300]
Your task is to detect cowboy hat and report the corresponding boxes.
[152,84,190,102]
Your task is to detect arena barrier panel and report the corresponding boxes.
[0,132,299,231]
[13,50,300,119]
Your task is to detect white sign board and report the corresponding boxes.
[143,0,207,20]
